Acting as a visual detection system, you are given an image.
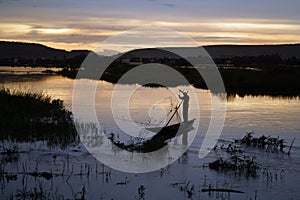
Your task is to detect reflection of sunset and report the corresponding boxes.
[129,87,177,125]
[226,95,300,129]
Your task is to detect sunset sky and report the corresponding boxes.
[1,0,300,51]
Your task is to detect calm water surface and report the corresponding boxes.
[1,67,300,199]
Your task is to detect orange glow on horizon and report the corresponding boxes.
[1,19,300,51]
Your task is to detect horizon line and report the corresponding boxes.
[1,40,300,53]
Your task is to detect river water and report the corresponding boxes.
[1,66,300,199]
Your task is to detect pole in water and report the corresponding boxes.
[288,137,296,155]
[165,100,183,127]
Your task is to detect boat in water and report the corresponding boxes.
[109,91,195,152]
[145,118,195,142]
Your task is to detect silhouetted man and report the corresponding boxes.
[178,90,189,122]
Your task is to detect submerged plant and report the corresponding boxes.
[209,155,259,177]
[74,186,86,200]
[171,181,194,199]
[0,145,19,162]
[137,185,145,200]
[239,132,293,154]
[11,183,52,200]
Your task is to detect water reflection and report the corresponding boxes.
[1,68,300,144]
[225,92,300,102]
[0,67,300,198]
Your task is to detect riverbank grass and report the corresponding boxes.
[0,87,78,147]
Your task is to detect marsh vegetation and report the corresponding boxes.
[0,87,79,147]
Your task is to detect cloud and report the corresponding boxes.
[162,3,174,7]
[1,18,300,51]
[97,49,120,56]
[0,0,300,50]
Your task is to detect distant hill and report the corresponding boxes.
[1,41,300,60]
[0,41,90,59]
[204,44,300,59]
[109,44,300,59]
